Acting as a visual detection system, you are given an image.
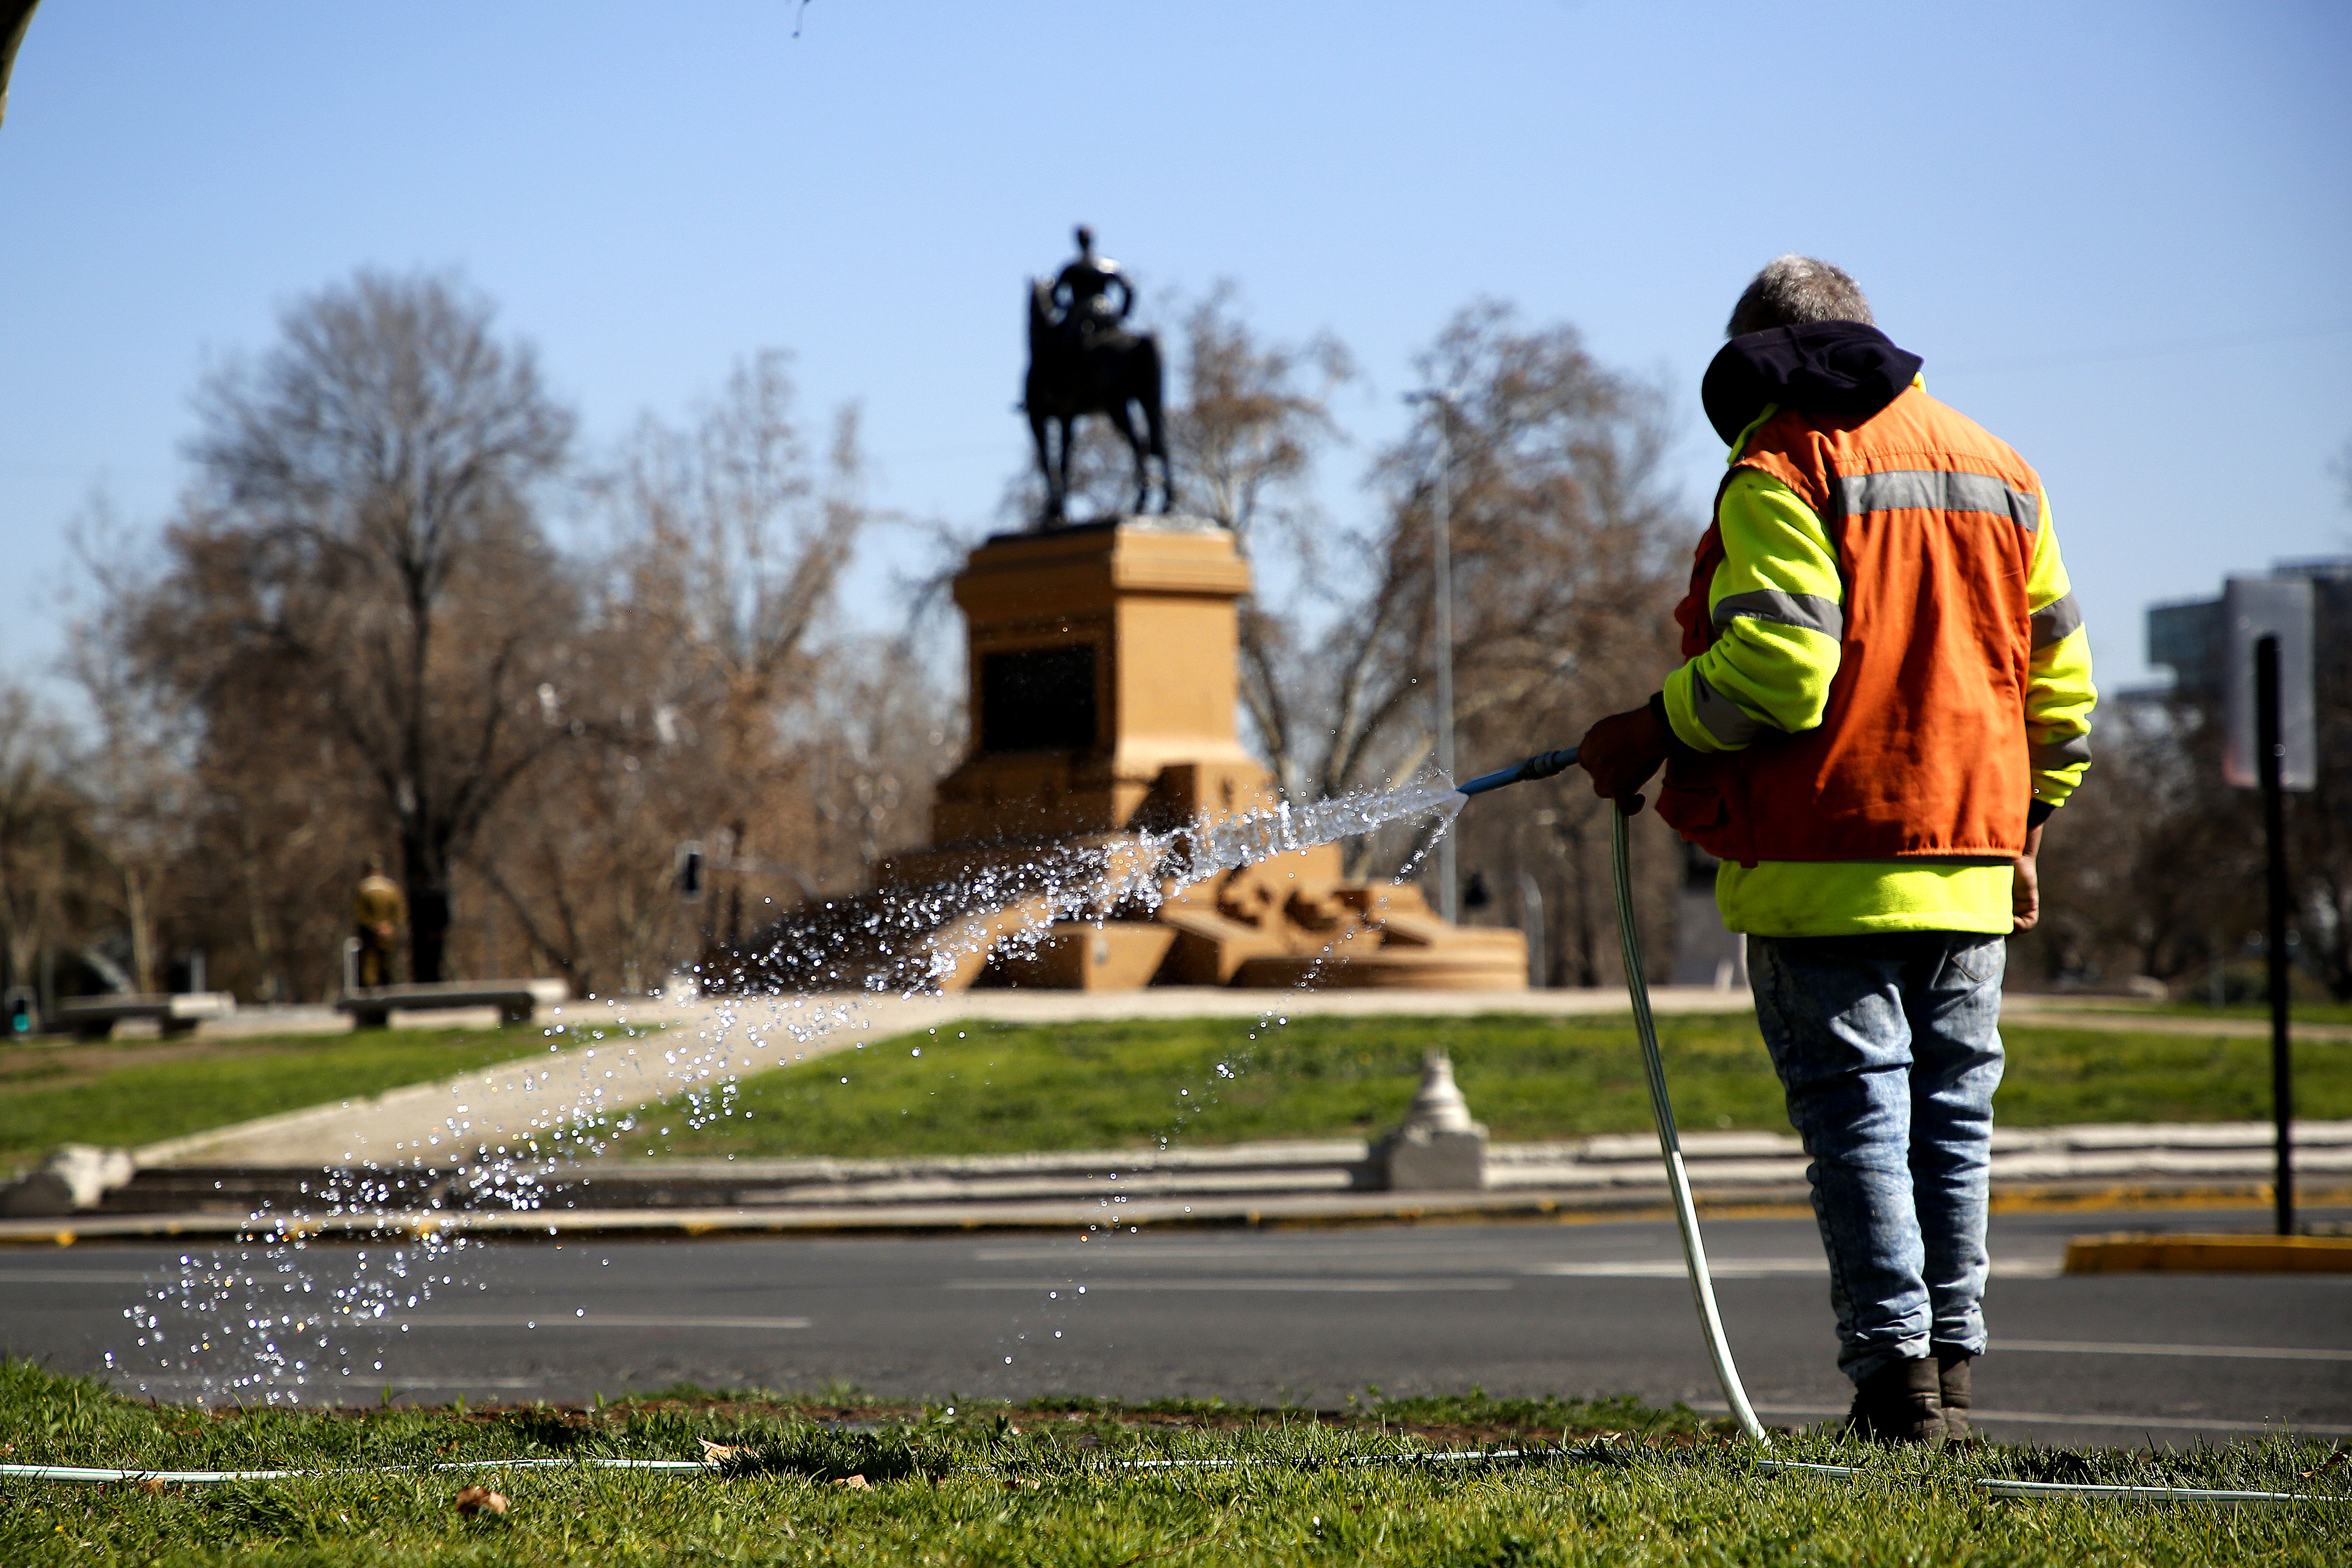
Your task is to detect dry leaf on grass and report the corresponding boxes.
[698,1439,743,1461]
[453,1486,509,1516]
[832,1474,871,1490]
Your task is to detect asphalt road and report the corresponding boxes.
[5,1206,2347,1450]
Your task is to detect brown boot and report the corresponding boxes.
[1843,1356,1945,1446]
[1932,1344,1974,1442]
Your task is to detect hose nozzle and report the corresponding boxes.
[1457,746,1579,798]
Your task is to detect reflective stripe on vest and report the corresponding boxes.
[1712,588,1845,640]
[1829,469,2040,533]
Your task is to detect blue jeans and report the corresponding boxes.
[1748,931,2006,1383]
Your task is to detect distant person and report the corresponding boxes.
[352,856,406,990]
[1576,256,2096,1444]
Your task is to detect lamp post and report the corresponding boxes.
[1405,390,1459,923]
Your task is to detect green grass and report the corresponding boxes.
[655,1013,2352,1160]
[0,1028,601,1171]
[0,1361,2343,1565]
[7,1012,2347,1172]
[2067,999,2352,1028]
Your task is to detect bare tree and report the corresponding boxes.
[0,682,91,1016]
[802,628,963,892]
[1171,284,1355,546]
[474,354,868,994]
[1160,288,1358,803]
[1251,303,1686,862]
[152,270,578,982]
[59,502,209,996]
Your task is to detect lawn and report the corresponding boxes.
[0,1361,2342,1565]
[656,1012,2352,1161]
[2066,999,2352,1028]
[4,1011,2346,1173]
[0,1027,593,1171]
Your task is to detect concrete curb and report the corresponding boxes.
[6,1178,2349,1248]
[2063,1232,2352,1273]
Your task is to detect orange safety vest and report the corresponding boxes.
[1656,385,2042,867]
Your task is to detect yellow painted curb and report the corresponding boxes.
[2065,1233,2352,1273]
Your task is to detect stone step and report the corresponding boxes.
[79,1119,2352,1217]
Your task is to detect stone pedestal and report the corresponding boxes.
[930,517,1273,846]
[740,515,1530,995]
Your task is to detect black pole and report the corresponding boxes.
[2256,634,2293,1237]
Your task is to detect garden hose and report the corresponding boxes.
[0,1456,708,1485]
[1453,746,1767,1441]
[1607,803,1770,1445]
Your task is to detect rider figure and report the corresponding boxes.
[1052,225,1134,347]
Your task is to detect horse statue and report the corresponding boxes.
[1022,230,1173,526]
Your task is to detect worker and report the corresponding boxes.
[1576,256,2096,1444]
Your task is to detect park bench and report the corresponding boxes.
[53,992,236,1041]
[335,978,570,1030]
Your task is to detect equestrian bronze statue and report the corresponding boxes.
[1024,226,1173,526]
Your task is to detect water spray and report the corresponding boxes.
[1453,745,1769,1446]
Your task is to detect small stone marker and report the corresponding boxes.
[1374,1050,1488,1191]
[0,1144,136,1216]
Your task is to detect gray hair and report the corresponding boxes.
[1726,255,1874,337]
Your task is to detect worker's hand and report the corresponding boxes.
[1578,700,1674,817]
[2012,822,2045,933]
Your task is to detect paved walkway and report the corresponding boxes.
[138,986,2347,1168]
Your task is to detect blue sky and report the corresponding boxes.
[3,0,2346,710]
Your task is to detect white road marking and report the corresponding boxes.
[2000,1338,2352,1362]
[1529,1259,1820,1278]
[970,1244,1522,1263]
[390,1315,811,1330]
[126,1376,552,1390]
[1522,1258,2060,1279]
[947,1278,1515,1293]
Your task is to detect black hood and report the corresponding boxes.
[1701,321,1923,446]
